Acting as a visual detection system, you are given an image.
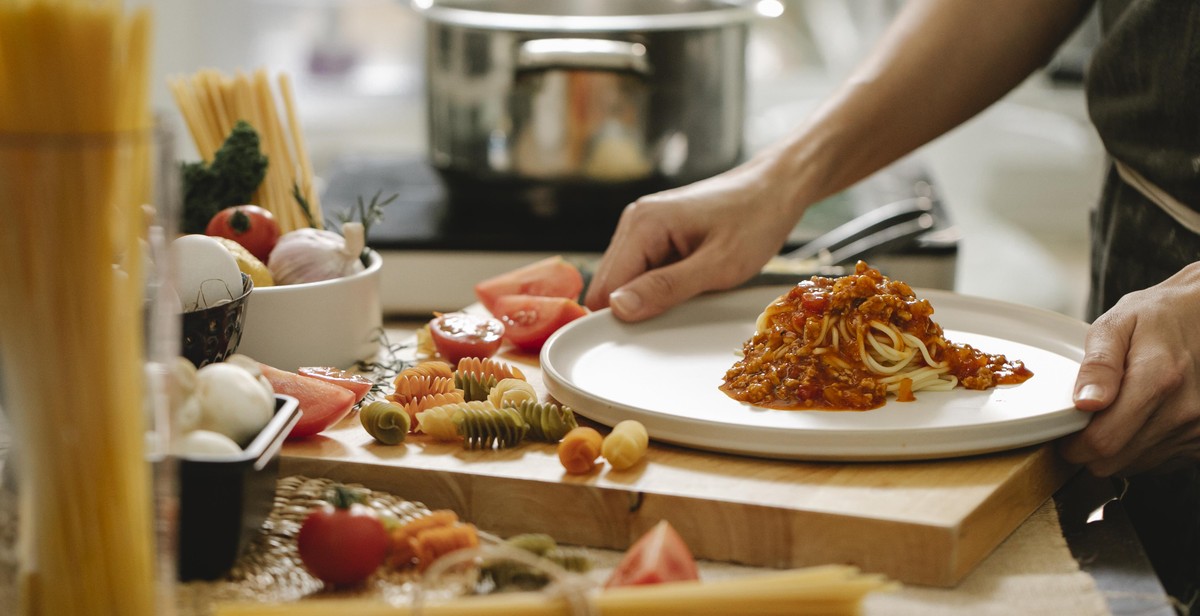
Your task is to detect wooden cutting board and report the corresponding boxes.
[280,345,1077,588]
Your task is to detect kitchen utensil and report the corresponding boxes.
[744,198,937,286]
[414,0,774,194]
[783,196,933,262]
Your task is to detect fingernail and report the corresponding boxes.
[609,289,643,316]
[1075,384,1104,403]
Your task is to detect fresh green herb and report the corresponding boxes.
[334,189,398,266]
[336,189,398,239]
[291,182,319,229]
[179,120,268,234]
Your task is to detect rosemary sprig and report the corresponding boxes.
[337,189,399,240]
[291,182,319,229]
[334,189,399,266]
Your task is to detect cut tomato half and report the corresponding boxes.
[474,256,584,314]
[491,294,588,353]
[428,312,505,363]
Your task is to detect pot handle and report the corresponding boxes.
[517,38,650,75]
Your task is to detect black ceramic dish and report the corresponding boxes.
[176,394,300,581]
[181,273,253,368]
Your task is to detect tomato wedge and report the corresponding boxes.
[260,363,356,439]
[428,312,505,363]
[474,256,584,314]
[605,520,699,588]
[298,366,373,404]
[491,295,587,353]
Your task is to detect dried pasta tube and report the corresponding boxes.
[601,420,649,470]
[557,427,603,475]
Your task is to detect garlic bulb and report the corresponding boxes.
[267,222,365,285]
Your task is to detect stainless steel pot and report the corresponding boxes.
[413,0,770,192]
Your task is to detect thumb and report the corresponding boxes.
[608,260,711,322]
[1073,314,1133,412]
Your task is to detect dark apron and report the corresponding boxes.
[1086,0,1200,606]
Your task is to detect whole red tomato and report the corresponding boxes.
[296,486,391,586]
[205,204,280,264]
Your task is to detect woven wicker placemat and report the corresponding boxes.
[174,475,443,616]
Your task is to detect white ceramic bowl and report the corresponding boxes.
[237,250,383,371]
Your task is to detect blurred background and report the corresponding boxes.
[151,0,1106,319]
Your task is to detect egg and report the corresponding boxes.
[172,234,245,312]
[175,429,244,458]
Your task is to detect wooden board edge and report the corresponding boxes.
[944,443,1079,585]
[280,456,970,587]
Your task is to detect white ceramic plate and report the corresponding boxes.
[540,286,1091,461]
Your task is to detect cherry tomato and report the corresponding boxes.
[474,256,584,314]
[605,520,699,588]
[205,204,280,264]
[297,485,391,586]
[492,295,588,353]
[428,312,505,363]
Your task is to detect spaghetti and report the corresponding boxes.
[0,1,158,615]
[721,262,1032,410]
[168,67,322,233]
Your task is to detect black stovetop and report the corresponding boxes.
[321,153,957,256]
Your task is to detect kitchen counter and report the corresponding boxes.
[275,318,1175,615]
[0,316,1176,614]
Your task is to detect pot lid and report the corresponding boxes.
[411,0,782,32]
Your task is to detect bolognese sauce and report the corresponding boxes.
[719,262,1033,411]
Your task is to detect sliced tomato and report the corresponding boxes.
[260,363,356,439]
[298,366,373,404]
[474,256,584,314]
[428,312,505,363]
[491,295,588,353]
[605,520,699,588]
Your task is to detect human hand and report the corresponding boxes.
[1061,262,1200,476]
[583,159,803,321]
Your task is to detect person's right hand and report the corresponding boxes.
[583,157,803,322]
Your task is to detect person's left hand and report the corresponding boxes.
[1061,262,1200,476]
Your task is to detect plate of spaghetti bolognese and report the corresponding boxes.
[540,264,1091,461]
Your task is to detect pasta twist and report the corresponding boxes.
[387,509,469,569]
[390,374,457,406]
[515,400,579,442]
[359,400,410,445]
[456,404,530,450]
[601,420,649,470]
[456,356,526,382]
[481,533,594,591]
[397,391,466,433]
[411,523,480,572]
[454,371,497,402]
[558,427,603,475]
[417,402,470,441]
[397,360,455,381]
[487,378,539,409]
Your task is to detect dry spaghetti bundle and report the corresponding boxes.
[169,67,322,232]
[0,1,158,615]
